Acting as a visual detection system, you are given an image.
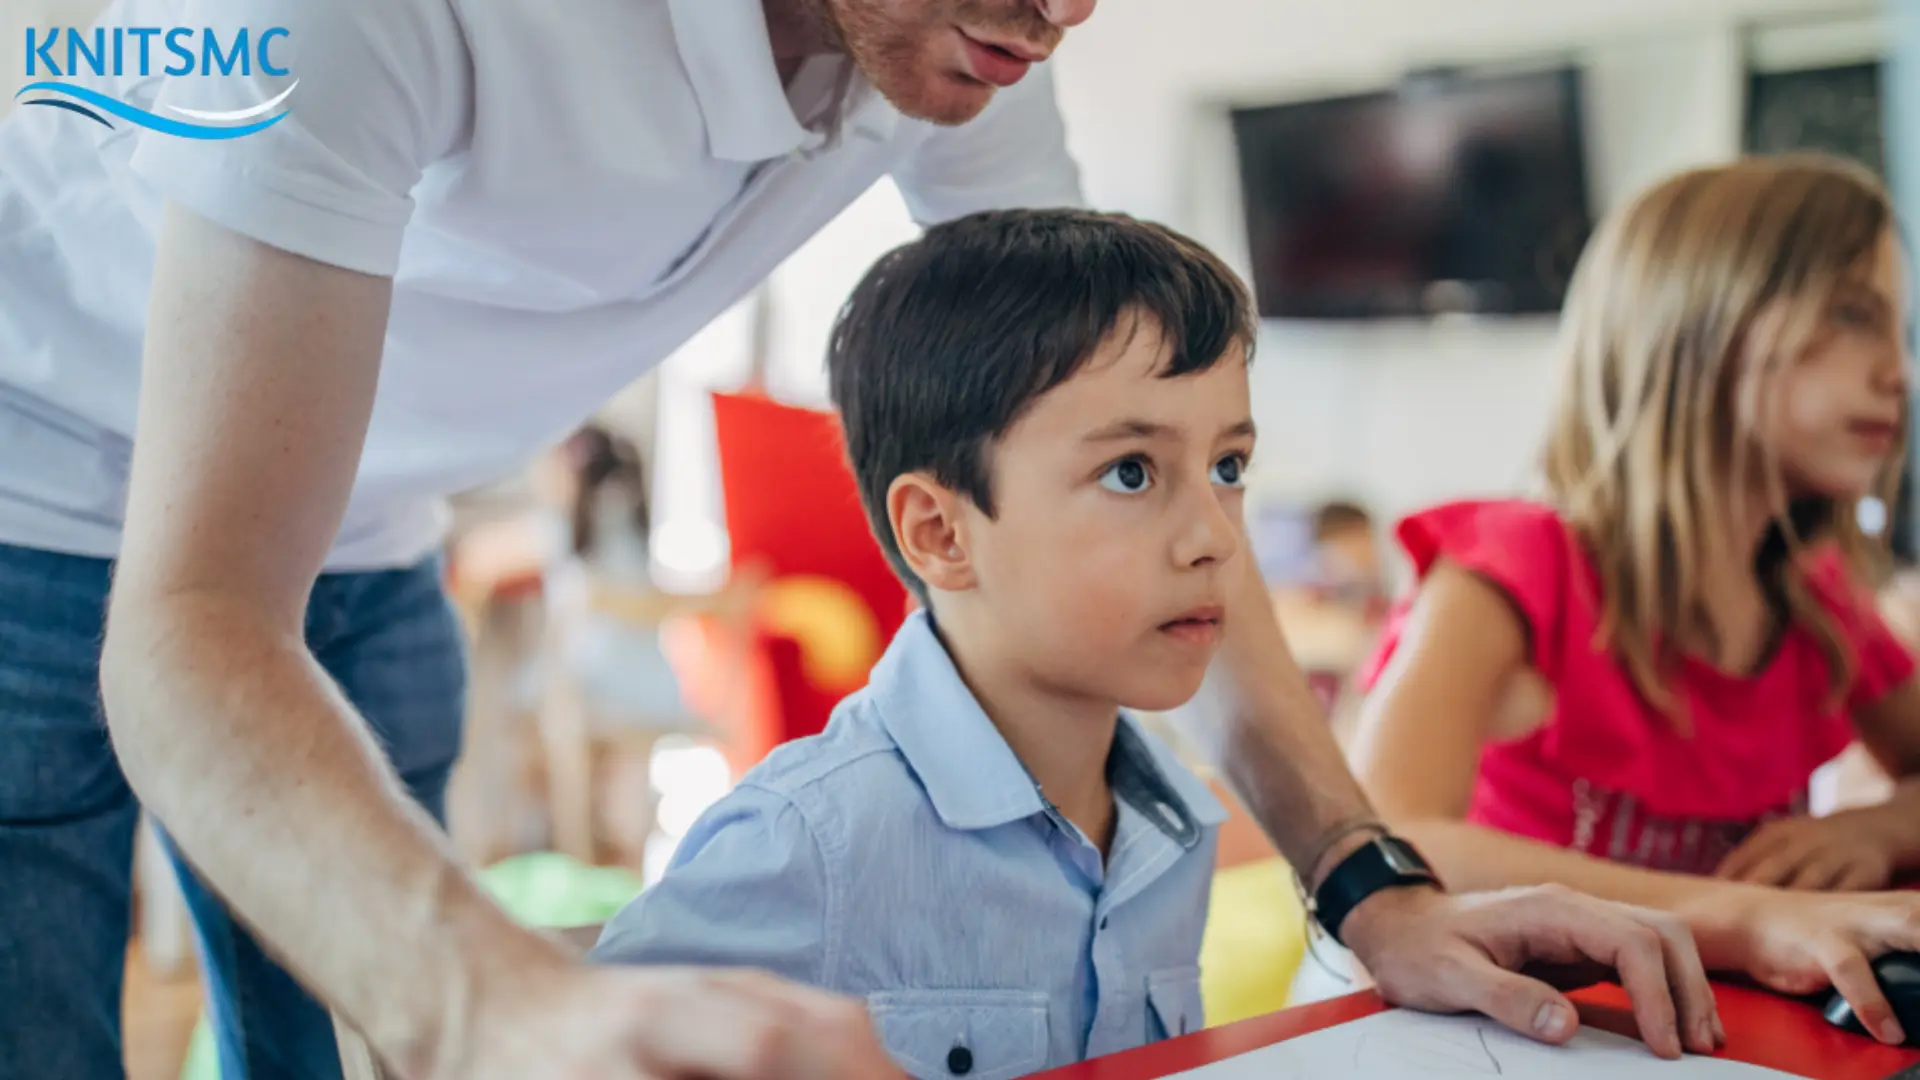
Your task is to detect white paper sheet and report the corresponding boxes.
[1162,1010,1802,1079]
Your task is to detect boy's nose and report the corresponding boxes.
[1174,492,1242,570]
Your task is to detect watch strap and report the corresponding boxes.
[1312,835,1440,945]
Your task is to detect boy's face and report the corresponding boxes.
[936,324,1254,712]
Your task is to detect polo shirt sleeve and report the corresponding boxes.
[588,784,829,985]
[890,63,1086,224]
[127,0,470,277]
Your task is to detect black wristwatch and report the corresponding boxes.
[1311,834,1442,946]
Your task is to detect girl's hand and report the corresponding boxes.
[1725,889,1920,1045]
[1716,812,1900,892]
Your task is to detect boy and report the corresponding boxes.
[592,209,1258,1077]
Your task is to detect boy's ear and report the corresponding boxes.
[887,473,976,594]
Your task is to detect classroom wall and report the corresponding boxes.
[1049,0,1886,533]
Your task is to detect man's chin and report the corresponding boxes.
[873,74,996,127]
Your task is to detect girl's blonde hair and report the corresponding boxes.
[1543,155,1902,723]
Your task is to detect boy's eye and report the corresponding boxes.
[1212,454,1246,488]
[1099,457,1152,494]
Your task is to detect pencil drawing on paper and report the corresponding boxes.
[1351,1021,1506,1075]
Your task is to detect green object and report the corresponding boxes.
[179,853,644,1080]
[479,851,646,929]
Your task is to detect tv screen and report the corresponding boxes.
[1232,67,1594,320]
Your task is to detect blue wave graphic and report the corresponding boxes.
[14,82,288,140]
[22,97,111,128]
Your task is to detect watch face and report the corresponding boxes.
[1380,840,1423,875]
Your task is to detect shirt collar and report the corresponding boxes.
[666,0,900,161]
[1110,714,1230,845]
[870,612,1228,843]
[843,75,901,144]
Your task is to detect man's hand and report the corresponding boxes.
[1716,813,1901,892]
[1719,889,1920,1046]
[426,960,906,1080]
[1341,884,1723,1060]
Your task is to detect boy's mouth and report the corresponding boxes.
[1159,606,1224,646]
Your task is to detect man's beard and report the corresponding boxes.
[822,0,1062,126]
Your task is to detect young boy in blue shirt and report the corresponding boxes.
[592,208,1258,1078]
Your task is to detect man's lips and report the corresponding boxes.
[959,33,1040,87]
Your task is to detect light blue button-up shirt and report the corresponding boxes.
[592,611,1227,1080]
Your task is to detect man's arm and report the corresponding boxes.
[102,205,903,1080]
[1204,575,1379,889]
[105,203,578,1075]
[103,204,499,1071]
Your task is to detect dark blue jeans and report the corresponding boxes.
[0,542,466,1080]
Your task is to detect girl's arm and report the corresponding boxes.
[1851,677,1920,781]
[1352,563,1790,959]
[1718,587,1920,890]
[1351,559,1920,1044]
[1798,679,1920,872]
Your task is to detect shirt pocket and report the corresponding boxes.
[1147,965,1205,1042]
[868,989,1050,1080]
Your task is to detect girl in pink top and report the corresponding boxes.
[1348,156,1920,1045]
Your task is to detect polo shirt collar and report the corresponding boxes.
[666,0,899,161]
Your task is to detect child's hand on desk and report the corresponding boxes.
[1716,811,1901,892]
[1721,890,1920,1045]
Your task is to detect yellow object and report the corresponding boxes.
[1200,858,1308,1027]
[758,575,884,692]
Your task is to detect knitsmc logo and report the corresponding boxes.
[14,25,294,140]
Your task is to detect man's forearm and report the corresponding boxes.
[1399,819,1766,971]
[102,591,560,1077]
[1207,584,1381,889]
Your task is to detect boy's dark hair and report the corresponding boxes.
[827,208,1256,600]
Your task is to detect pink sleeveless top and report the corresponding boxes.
[1359,500,1915,875]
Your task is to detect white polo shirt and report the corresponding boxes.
[0,0,1083,569]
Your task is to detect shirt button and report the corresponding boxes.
[1099,917,1109,931]
[947,1046,974,1075]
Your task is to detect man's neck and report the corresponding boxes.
[932,610,1121,855]
[763,0,843,72]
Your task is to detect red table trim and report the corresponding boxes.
[1031,984,1920,1080]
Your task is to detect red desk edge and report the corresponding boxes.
[1033,984,1920,1080]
